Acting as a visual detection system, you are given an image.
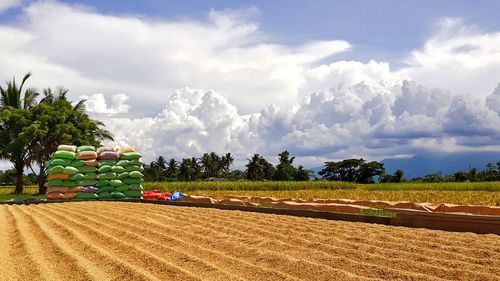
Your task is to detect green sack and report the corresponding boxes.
[128,184,143,191]
[117,172,129,180]
[62,180,77,187]
[109,179,123,186]
[120,151,142,160]
[96,180,110,187]
[77,145,96,152]
[76,179,98,186]
[111,191,127,199]
[125,165,144,172]
[124,190,143,198]
[98,191,112,199]
[115,185,129,191]
[54,150,76,159]
[115,160,130,167]
[83,173,97,180]
[48,179,64,187]
[98,160,116,167]
[97,185,114,193]
[78,166,97,173]
[98,165,111,173]
[97,172,117,180]
[70,160,85,167]
[128,159,144,166]
[48,166,64,174]
[75,192,98,200]
[47,158,72,167]
[70,173,85,181]
[122,177,142,184]
[111,165,125,173]
[129,171,143,178]
[63,166,79,175]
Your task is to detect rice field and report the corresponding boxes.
[0,202,498,280]
[143,181,500,192]
[143,181,500,206]
[2,181,500,205]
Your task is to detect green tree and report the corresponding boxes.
[179,158,192,181]
[200,152,223,178]
[273,150,297,181]
[294,165,312,181]
[0,72,38,110]
[0,108,39,193]
[166,158,178,179]
[0,73,39,193]
[220,153,234,175]
[319,158,385,183]
[27,89,113,193]
[245,154,274,180]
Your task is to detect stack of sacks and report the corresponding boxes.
[46,145,82,200]
[101,147,144,199]
[71,146,99,200]
[96,147,122,199]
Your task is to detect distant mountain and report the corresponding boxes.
[307,151,500,179]
[382,151,500,178]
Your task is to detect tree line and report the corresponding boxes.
[145,154,500,183]
[0,73,112,194]
[144,151,313,181]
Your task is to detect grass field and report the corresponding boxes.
[2,181,500,205]
[143,181,500,192]
[0,202,498,280]
[143,181,500,206]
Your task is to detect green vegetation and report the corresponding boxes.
[0,73,112,194]
[359,209,398,218]
[144,150,314,182]
[144,181,500,206]
[144,180,500,192]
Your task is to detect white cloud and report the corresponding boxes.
[0,1,349,114]
[1,2,500,168]
[0,0,21,13]
[406,18,500,98]
[79,93,130,114]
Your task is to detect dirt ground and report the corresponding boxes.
[0,202,498,281]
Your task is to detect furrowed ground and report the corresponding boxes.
[0,202,499,281]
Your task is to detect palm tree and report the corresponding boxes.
[190,157,201,180]
[245,154,265,180]
[151,156,167,181]
[0,73,38,193]
[179,158,191,181]
[0,72,38,110]
[166,158,178,179]
[221,152,234,174]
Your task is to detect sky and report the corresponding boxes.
[1,0,500,169]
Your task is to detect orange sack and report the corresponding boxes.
[57,145,77,152]
[76,151,98,160]
[47,192,65,199]
[48,173,70,180]
[117,147,136,153]
[63,192,78,199]
[47,187,70,193]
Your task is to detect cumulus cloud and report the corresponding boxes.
[0,1,349,114]
[90,80,500,166]
[1,1,500,168]
[406,18,500,98]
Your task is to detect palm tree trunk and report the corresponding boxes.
[14,163,24,194]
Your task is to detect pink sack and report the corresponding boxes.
[98,151,120,160]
